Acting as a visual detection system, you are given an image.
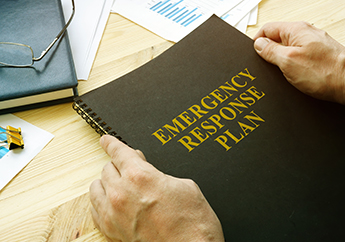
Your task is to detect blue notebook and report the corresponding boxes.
[0,0,78,114]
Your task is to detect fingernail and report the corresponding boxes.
[100,135,105,146]
[254,37,270,52]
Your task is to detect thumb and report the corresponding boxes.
[254,37,288,67]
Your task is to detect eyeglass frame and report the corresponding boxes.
[0,0,75,67]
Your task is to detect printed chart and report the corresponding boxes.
[112,0,245,42]
[0,127,9,159]
[0,147,9,159]
[147,0,225,27]
[147,0,207,27]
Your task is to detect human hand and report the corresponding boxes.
[90,135,224,242]
[253,21,345,104]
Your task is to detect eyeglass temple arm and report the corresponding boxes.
[33,0,75,62]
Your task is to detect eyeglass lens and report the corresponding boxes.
[0,43,34,67]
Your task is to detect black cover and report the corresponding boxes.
[0,0,78,114]
[74,15,345,241]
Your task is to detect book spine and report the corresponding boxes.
[72,100,127,144]
[56,0,78,83]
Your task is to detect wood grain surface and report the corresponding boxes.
[0,0,344,241]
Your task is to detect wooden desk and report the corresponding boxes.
[1,0,344,241]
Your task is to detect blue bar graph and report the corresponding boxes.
[149,0,202,27]
[150,0,170,11]
[0,127,9,159]
[168,7,185,19]
[0,146,9,159]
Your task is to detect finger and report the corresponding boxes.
[254,22,283,41]
[91,205,101,230]
[253,21,316,46]
[89,179,106,210]
[92,202,122,242]
[91,207,115,242]
[100,135,145,172]
[101,161,121,191]
[253,22,296,43]
[254,37,297,68]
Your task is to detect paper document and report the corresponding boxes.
[248,5,258,25]
[221,0,261,26]
[61,0,113,80]
[112,0,242,42]
[0,114,54,191]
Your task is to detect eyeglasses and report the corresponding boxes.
[0,0,75,68]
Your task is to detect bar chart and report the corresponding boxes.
[147,0,218,27]
[0,127,9,159]
[0,147,8,159]
[113,0,235,42]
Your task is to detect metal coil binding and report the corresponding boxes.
[72,100,128,144]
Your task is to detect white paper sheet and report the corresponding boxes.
[234,12,250,33]
[61,0,114,80]
[248,5,258,25]
[229,3,259,33]
[111,0,242,42]
[0,114,54,191]
[221,0,261,26]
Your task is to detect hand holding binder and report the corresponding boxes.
[90,135,225,242]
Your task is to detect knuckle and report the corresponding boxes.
[319,28,329,38]
[296,21,314,31]
[108,190,127,210]
[299,21,311,27]
[261,22,272,31]
[135,149,146,160]
[183,178,197,186]
[102,162,112,172]
[182,178,201,192]
[126,166,153,185]
[299,21,328,37]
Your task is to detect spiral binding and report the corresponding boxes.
[72,99,127,144]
